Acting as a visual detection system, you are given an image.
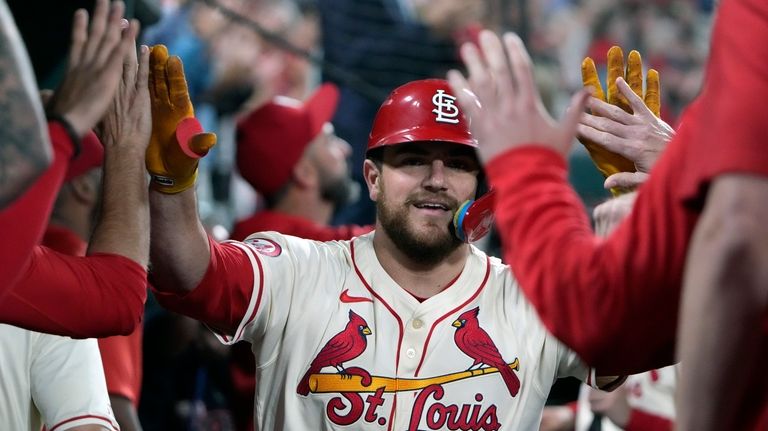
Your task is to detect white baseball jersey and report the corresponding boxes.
[0,324,118,431]
[575,366,677,431]
[213,231,599,430]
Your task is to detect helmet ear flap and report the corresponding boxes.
[453,190,496,243]
[367,79,478,155]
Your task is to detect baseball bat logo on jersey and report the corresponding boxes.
[297,307,520,430]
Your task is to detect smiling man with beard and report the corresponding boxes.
[149,73,621,430]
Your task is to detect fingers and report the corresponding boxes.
[136,45,150,94]
[447,69,482,119]
[616,78,652,119]
[585,96,635,125]
[150,45,170,104]
[503,32,538,109]
[581,57,605,101]
[479,31,514,107]
[68,9,88,69]
[121,20,140,87]
[645,69,661,117]
[189,133,217,158]
[166,56,191,109]
[94,1,126,67]
[625,50,644,100]
[82,0,110,63]
[561,90,590,144]
[579,111,632,140]
[460,41,495,106]
[577,122,631,158]
[604,171,649,190]
[606,46,629,112]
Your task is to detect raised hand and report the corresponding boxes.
[447,30,589,164]
[97,21,150,154]
[87,21,152,268]
[579,77,674,191]
[48,0,136,139]
[145,45,216,194]
[579,47,671,193]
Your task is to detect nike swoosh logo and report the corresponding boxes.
[339,289,373,304]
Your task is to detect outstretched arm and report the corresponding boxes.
[448,30,685,373]
[145,45,216,294]
[0,0,140,294]
[676,175,768,430]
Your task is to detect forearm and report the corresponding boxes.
[0,124,72,291]
[88,145,149,267]
[624,409,673,431]
[110,395,142,431]
[486,146,682,373]
[1,249,147,338]
[149,188,211,293]
[676,175,768,430]
[0,1,51,207]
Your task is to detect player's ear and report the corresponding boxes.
[292,155,318,190]
[363,159,381,202]
[69,169,101,206]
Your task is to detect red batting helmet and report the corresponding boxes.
[367,79,477,153]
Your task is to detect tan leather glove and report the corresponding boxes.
[146,45,216,194]
[580,46,660,181]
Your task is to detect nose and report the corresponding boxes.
[332,136,352,157]
[423,159,447,191]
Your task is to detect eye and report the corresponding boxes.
[445,158,479,172]
[401,157,426,166]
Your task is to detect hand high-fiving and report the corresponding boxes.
[447,30,589,164]
[145,45,216,194]
[579,47,673,193]
[48,0,137,139]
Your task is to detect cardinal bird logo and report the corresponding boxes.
[452,307,521,397]
[297,310,372,396]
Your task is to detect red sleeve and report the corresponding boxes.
[151,239,254,335]
[98,328,143,406]
[486,135,695,374]
[678,0,768,201]
[624,409,674,431]
[0,246,147,338]
[0,123,73,296]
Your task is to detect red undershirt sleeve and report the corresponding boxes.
[485,144,688,374]
[1,246,147,338]
[624,409,674,431]
[151,238,255,336]
[0,123,72,295]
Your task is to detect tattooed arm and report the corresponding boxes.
[0,0,52,208]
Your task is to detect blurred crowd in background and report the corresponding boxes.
[6,0,716,429]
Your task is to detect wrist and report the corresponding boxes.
[150,168,198,194]
[46,114,82,158]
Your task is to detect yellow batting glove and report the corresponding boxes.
[580,46,661,184]
[146,45,216,194]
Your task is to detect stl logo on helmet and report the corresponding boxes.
[432,89,460,124]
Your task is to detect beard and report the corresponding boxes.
[377,192,463,266]
[319,173,360,208]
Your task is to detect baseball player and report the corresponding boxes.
[232,82,373,429]
[0,324,118,431]
[0,0,137,294]
[145,39,622,429]
[232,82,371,242]
[446,0,768,427]
[1,3,152,339]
